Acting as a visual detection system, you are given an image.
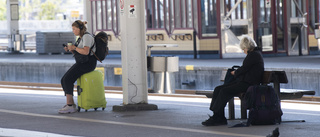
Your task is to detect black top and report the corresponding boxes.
[234,47,265,85]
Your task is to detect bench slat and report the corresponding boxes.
[195,89,315,99]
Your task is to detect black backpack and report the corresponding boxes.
[245,85,283,125]
[87,32,109,63]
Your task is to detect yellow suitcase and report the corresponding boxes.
[77,70,107,112]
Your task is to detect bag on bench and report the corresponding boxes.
[245,85,283,125]
[224,65,240,85]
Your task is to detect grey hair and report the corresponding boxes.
[240,35,257,51]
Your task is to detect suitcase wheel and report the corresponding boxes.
[77,106,81,112]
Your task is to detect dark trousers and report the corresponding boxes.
[61,56,97,96]
[209,81,251,117]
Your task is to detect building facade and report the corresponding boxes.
[88,0,320,59]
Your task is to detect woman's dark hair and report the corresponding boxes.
[72,20,87,37]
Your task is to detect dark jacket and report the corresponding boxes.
[234,48,264,85]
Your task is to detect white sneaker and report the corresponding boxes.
[58,105,77,114]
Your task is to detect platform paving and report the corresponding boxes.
[1,52,320,136]
[0,87,320,137]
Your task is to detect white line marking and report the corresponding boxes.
[0,109,263,137]
[0,127,81,137]
[285,111,320,116]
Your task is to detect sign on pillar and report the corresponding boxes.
[128,5,136,18]
[6,0,21,53]
[112,0,157,111]
[265,0,271,8]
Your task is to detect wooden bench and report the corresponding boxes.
[196,71,316,120]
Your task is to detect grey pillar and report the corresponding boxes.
[83,0,92,33]
[6,0,20,53]
[113,0,157,111]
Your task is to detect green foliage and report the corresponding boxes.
[1,0,68,21]
[0,0,6,20]
[38,0,63,20]
[20,0,41,20]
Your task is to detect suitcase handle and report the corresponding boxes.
[77,85,83,95]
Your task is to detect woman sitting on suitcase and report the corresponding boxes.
[59,20,97,114]
[202,36,264,126]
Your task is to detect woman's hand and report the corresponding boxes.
[63,46,68,52]
[67,45,76,51]
[231,71,235,75]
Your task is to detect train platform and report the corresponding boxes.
[0,86,319,137]
[0,53,320,136]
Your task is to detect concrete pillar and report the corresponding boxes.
[6,0,20,53]
[83,0,92,33]
[113,0,157,111]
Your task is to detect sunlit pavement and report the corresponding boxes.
[0,88,319,137]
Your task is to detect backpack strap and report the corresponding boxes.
[84,32,101,62]
[90,42,103,63]
[85,32,105,63]
[91,50,102,63]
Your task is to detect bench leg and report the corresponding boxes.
[228,98,235,120]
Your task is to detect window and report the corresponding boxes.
[102,0,106,29]
[201,0,218,37]
[146,0,166,29]
[146,0,194,32]
[107,0,112,30]
[165,0,171,32]
[308,0,318,33]
[91,1,96,32]
[181,0,186,28]
[193,0,198,33]
[97,1,102,30]
[170,0,175,31]
[187,0,193,28]
[147,0,153,28]
[159,0,164,28]
[90,0,119,35]
[154,0,158,28]
[290,0,303,18]
[174,1,181,28]
[112,0,118,33]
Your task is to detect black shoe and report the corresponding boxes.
[266,127,279,137]
[201,115,216,124]
[202,115,227,126]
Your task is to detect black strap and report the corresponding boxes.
[74,37,81,47]
[75,32,94,56]
[84,32,96,52]
[83,32,103,63]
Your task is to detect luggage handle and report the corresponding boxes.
[77,85,83,95]
[231,65,240,70]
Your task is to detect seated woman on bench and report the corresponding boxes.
[202,36,264,126]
